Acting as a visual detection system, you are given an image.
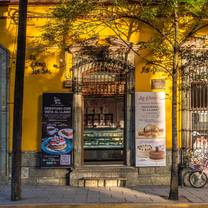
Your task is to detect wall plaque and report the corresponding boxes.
[151,79,165,89]
[63,80,72,88]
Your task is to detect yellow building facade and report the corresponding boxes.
[0,0,207,186]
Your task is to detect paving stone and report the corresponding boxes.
[3,184,208,205]
[86,191,100,203]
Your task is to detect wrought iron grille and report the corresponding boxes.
[184,50,208,156]
[191,83,208,109]
[73,57,133,96]
[180,41,208,168]
[82,72,126,96]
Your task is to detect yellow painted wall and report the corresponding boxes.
[0,4,71,151]
[134,25,174,149]
[135,68,173,149]
[0,4,179,152]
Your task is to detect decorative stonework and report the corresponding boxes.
[68,36,136,95]
[68,36,138,65]
[181,35,208,152]
[68,36,137,167]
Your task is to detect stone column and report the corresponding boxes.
[73,81,83,168]
[124,48,136,166]
[182,67,191,149]
[125,70,135,166]
[0,48,8,177]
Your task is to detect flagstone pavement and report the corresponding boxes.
[1,184,208,205]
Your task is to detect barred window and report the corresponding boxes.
[191,83,208,109]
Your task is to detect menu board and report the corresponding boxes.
[135,92,166,167]
[41,93,73,168]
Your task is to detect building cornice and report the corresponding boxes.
[0,0,59,6]
[0,0,151,6]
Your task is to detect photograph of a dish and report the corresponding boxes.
[149,146,165,160]
[48,135,67,150]
[41,135,73,155]
[58,128,73,139]
[137,144,153,158]
[138,124,164,138]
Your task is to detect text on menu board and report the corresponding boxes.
[41,93,73,168]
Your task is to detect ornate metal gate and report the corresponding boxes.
[182,37,208,165]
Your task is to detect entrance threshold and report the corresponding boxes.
[84,161,124,166]
[81,177,127,187]
[84,163,126,167]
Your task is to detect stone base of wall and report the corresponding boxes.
[5,152,68,185]
[3,151,172,186]
[0,176,9,184]
[70,167,171,187]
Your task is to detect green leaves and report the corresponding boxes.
[52,0,95,20]
[41,0,208,75]
[41,0,97,48]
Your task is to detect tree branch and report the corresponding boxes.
[119,14,174,47]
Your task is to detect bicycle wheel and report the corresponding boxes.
[189,171,207,188]
[183,169,192,186]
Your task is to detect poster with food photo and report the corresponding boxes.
[41,93,73,168]
[136,139,166,166]
[135,92,166,167]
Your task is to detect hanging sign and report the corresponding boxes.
[135,92,166,167]
[41,93,73,168]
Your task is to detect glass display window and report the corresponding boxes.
[105,114,113,127]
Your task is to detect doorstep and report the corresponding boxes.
[79,177,127,187]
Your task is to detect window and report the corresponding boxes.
[191,83,208,109]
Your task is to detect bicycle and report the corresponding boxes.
[180,132,208,188]
[189,159,208,188]
[180,147,208,188]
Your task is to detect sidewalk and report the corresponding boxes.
[1,184,208,207]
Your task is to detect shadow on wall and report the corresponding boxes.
[0,6,18,50]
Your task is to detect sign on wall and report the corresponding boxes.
[151,79,166,89]
[135,92,166,167]
[41,93,73,168]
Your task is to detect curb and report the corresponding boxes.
[1,203,208,208]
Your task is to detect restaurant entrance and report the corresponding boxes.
[81,66,126,164]
[71,38,135,167]
[84,96,125,164]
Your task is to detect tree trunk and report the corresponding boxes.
[11,0,28,201]
[169,2,179,201]
[169,71,179,200]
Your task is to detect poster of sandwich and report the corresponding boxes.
[41,93,73,168]
[135,92,166,167]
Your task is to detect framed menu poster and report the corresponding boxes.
[135,92,166,167]
[40,93,73,168]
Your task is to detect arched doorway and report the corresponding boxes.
[70,38,135,166]
[0,46,9,177]
[75,58,133,164]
